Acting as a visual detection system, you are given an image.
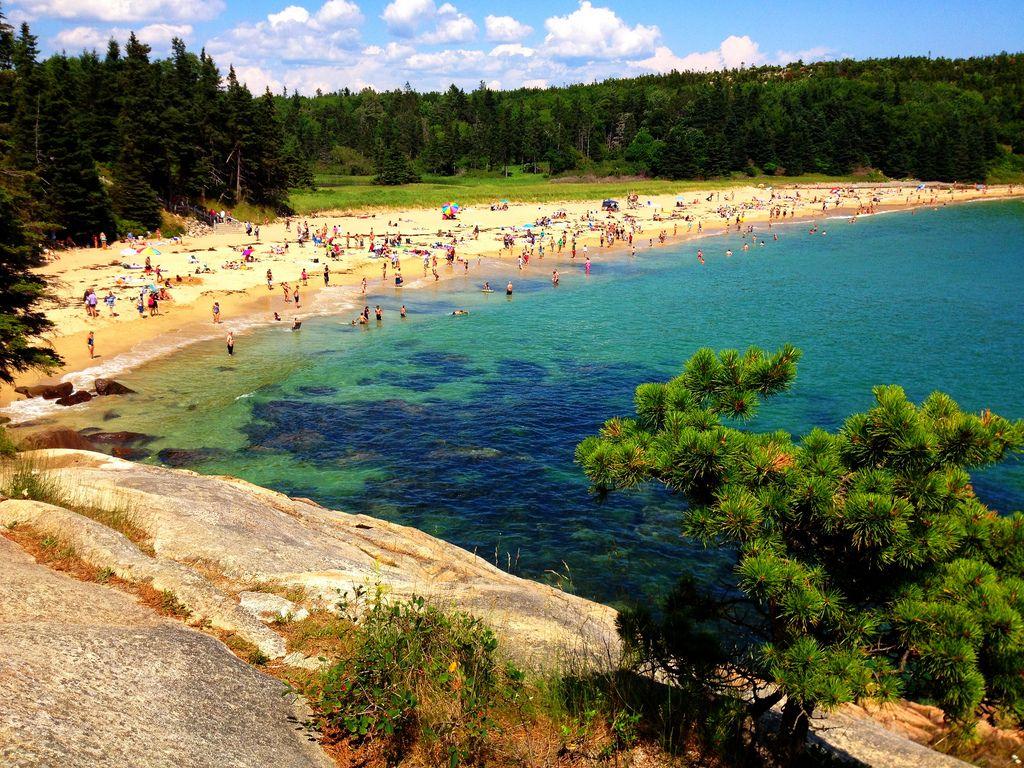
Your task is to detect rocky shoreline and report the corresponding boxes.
[0,450,976,767]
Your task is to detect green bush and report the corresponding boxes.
[0,426,15,457]
[315,589,520,765]
[114,217,148,239]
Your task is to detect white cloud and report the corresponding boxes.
[381,0,435,36]
[484,14,532,42]
[268,5,311,27]
[543,1,658,59]
[775,45,832,65]
[630,35,769,73]
[490,43,534,58]
[13,0,223,23]
[206,2,364,68]
[381,0,476,42]
[53,23,191,53]
[317,0,362,26]
[719,34,764,68]
[421,9,477,43]
[233,64,282,93]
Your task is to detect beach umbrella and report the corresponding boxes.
[139,246,162,257]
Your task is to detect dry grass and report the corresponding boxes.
[0,456,153,554]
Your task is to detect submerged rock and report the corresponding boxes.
[156,447,226,467]
[55,390,93,407]
[94,378,137,396]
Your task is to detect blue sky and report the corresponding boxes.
[6,0,1023,93]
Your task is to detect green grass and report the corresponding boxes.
[288,171,875,215]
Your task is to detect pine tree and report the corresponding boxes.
[112,33,160,230]
[0,185,61,381]
[577,346,1024,760]
[38,57,114,242]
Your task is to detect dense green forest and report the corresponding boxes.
[1,0,1023,246]
[282,53,1024,183]
[0,5,296,244]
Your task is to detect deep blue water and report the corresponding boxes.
[39,201,1024,606]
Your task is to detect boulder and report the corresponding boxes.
[94,378,137,396]
[55,390,93,407]
[17,428,95,451]
[14,382,73,400]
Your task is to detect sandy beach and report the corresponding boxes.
[2,180,1020,412]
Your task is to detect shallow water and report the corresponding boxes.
[27,201,1024,606]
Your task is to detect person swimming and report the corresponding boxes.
[482,282,492,292]
[506,281,513,295]
[451,309,469,316]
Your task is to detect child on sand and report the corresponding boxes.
[87,331,95,359]
[212,302,221,323]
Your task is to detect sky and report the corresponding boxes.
[5,0,1023,94]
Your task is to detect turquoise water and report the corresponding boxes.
[35,201,1024,606]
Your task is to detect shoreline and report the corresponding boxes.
[3,181,1020,418]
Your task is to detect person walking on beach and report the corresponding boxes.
[212,301,221,323]
[99,231,107,250]
[585,257,591,276]
[87,331,95,359]
[226,331,234,356]
[266,269,273,290]
[293,286,300,308]
[301,268,308,286]
[323,265,330,286]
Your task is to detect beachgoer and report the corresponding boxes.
[506,281,513,296]
[323,265,330,286]
[552,270,560,286]
[293,286,300,307]
[226,331,234,356]
[375,305,383,322]
[87,331,95,359]
[212,301,221,323]
[585,257,591,275]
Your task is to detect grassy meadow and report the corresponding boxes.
[288,170,880,215]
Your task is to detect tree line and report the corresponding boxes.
[279,53,1023,184]
[0,4,298,247]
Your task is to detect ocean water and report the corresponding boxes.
[24,201,1024,606]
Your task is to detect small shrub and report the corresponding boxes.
[158,589,192,620]
[313,590,517,766]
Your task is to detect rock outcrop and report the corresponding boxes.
[14,382,73,400]
[0,536,333,768]
[0,449,976,768]
[0,449,621,666]
[93,378,136,396]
